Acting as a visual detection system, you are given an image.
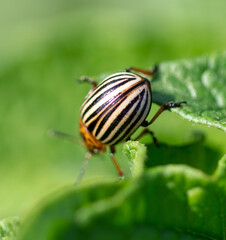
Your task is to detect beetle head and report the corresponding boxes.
[79,118,106,153]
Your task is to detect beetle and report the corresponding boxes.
[78,66,186,178]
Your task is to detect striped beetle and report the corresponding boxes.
[78,66,186,178]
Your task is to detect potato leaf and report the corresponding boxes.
[18,143,226,240]
[152,52,226,131]
[0,217,19,240]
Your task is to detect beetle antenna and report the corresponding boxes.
[75,152,92,184]
[48,129,81,145]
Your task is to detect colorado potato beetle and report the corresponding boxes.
[78,67,186,179]
[50,66,186,182]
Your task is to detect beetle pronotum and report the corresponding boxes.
[77,66,186,179]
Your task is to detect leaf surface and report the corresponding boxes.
[0,217,19,240]
[18,142,226,240]
[152,52,226,131]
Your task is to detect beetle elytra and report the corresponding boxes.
[78,66,186,179]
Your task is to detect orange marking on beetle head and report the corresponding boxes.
[79,118,106,153]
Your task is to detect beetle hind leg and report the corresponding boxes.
[125,65,158,76]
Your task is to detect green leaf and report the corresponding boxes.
[0,217,20,240]
[18,141,226,240]
[123,141,147,178]
[145,133,221,175]
[1,0,226,220]
[152,52,226,131]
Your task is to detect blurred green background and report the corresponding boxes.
[0,0,226,220]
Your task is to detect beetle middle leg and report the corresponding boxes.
[110,146,124,178]
[126,65,158,76]
[142,101,187,127]
[133,128,158,145]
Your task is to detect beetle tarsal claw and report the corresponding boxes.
[119,175,125,180]
[167,101,187,109]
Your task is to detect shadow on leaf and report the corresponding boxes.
[152,91,175,105]
[145,139,221,175]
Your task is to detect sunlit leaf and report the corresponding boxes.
[151,52,226,131]
[0,217,19,240]
[18,143,226,240]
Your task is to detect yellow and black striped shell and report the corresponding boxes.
[80,72,152,150]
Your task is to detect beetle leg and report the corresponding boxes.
[142,101,187,127]
[48,129,80,144]
[126,136,131,141]
[78,76,98,90]
[75,152,92,184]
[133,128,158,145]
[126,65,158,76]
[110,146,124,178]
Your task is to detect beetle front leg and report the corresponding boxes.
[110,146,124,178]
[142,101,187,127]
[75,152,92,185]
[78,76,98,90]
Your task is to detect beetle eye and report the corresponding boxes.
[93,149,98,153]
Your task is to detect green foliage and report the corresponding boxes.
[1,1,226,239]
[17,52,226,239]
[0,217,20,240]
[123,141,147,178]
[18,146,226,240]
[152,52,226,131]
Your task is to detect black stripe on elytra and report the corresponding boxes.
[112,90,149,145]
[82,78,137,118]
[97,73,137,89]
[91,81,146,136]
[97,92,141,141]
[82,77,136,113]
[92,81,145,136]
[100,89,145,142]
[94,93,132,137]
[105,90,146,145]
[87,94,128,133]
[85,80,141,125]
